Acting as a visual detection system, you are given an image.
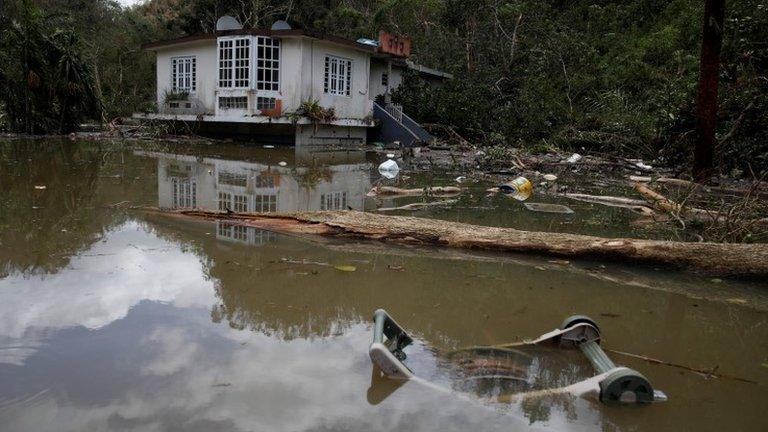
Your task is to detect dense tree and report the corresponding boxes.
[0,0,102,134]
[0,0,765,174]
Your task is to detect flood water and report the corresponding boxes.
[1,138,767,431]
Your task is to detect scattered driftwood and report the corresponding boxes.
[630,175,768,198]
[141,208,768,277]
[634,182,723,222]
[561,193,655,216]
[377,199,458,212]
[368,185,462,197]
[421,123,471,147]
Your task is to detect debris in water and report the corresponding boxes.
[388,265,405,271]
[523,202,574,214]
[263,145,275,149]
[278,161,288,167]
[378,159,400,179]
[635,161,653,171]
[543,174,558,181]
[333,265,357,272]
[606,349,758,384]
[566,153,582,163]
[368,185,459,197]
[34,185,47,190]
[377,199,457,212]
[455,176,466,183]
[498,177,532,201]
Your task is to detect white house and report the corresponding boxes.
[135,18,450,146]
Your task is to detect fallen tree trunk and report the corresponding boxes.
[141,208,768,277]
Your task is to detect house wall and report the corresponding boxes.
[298,39,373,120]
[294,124,368,148]
[155,40,217,113]
[152,36,374,128]
[279,37,304,114]
[369,61,403,101]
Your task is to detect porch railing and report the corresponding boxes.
[385,103,403,123]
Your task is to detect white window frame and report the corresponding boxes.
[218,37,251,89]
[254,194,277,213]
[320,191,347,211]
[218,39,233,88]
[171,56,196,93]
[255,36,280,92]
[218,96,248,110]
[171,178,197,209]
[324,55,352,97]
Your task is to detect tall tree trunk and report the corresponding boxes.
[693,0,725,183]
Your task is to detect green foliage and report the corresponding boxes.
[387,0,767,173]
[292,99,337,123]
[1,0,765,173]
[163,89,190,101]
[0,0,102,134]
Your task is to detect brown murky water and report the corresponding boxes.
[1,138,767,431]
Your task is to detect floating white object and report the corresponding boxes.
[543,174,558,181]
[278,161,287,167]
[523,202,574,214]
[378,159,400,179]
[386,153,396,158]
[567,153,582,163]
[455,176,466,183]
[263,145,275,149]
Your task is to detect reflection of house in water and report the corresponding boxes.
[136,149,372,244]
[216,222,276,246]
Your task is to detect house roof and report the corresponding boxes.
[142,29,379,53]
[143,27,453,80]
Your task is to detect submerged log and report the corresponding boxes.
[368,186,462,197]
[561,193,655,216]
[142,208,768,277]
[377,199,458,212]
